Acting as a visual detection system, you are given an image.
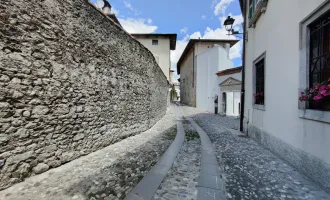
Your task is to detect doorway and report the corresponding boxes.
[222,92,227,114]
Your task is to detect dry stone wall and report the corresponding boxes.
[0,0,168,189]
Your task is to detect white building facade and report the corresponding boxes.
[177,39,241,114]
[217,67,242,117]
[241,0,330,191]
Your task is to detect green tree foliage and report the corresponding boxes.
[170,84,178,101]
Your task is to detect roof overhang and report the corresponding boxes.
[177,39,239,74]
[131,33,177,50]
[216,67,242,76]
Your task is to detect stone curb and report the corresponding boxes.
[185,116,227,200]
[124,105,185,200]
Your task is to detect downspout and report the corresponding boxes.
[193,46,196,107]
[240,0,247,134]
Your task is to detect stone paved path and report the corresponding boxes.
[1,104,330,200]
[0,106,177,200]
[153,119,201,200]
[180,105,330,200]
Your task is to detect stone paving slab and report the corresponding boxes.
[125,105,185,200]
[184,114,227,200]
[153,116,201,200]
[197,187,226,200]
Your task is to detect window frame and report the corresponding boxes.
[299,1,330,123]
[253,52,266,110]
[248,0,263,19]
[152,39,159,45]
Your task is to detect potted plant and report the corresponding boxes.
[299,78,330,110]
[254,92,264,105]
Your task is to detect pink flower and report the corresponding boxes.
[313,94,323,101]
[323,90,330,97]
[313,83,320,90]
[309,88,314,93]
[319,86,327,95]
[301,92,305,95]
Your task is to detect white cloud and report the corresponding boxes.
[95,0,103,9]
[190,32,202,39]
[202,15,207,20]
[123,1,141,15]
[112,7,119,15]
[147,18,152,24]
[180,27,188,34]
[119,18,158,33]
[124,1,133,11]
[214,0,234,16]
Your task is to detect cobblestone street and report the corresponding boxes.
[153,119,201,200]
[180,105,330,200]
[1,104,330,200]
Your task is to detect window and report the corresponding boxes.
[248,0,268,27]
[255,58,265,105]
[152,40,158,45]
[299,1,330,123]
[308,10,330,111]
[249,0,263,17]
[249,0,254,19]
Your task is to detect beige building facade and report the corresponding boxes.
[132,34,177,81]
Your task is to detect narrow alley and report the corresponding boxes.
[1,104,329,200]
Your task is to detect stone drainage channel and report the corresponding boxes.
[125,104,226,200]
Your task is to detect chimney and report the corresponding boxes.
[225,43,230,59]
[102,0,112,15]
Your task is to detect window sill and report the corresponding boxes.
[253,104,265,111]
[299,109,330,124]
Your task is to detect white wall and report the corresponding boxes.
[244,0,330,165]
[196,45,233,113]
[134,37,171,81]
[218,72,241,116]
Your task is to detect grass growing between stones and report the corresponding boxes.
[163,126,178,140]
[185,130,200,141]
[182,118,200,141]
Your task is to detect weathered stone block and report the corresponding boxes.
[6,151,34,165]
[73,134,85,141]
[32,106,49,115]
[12,163,31,178]
[32,163,49,174]
[15,128,29,138]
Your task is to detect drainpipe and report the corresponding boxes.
[193,46,196,107]
[240,0,247,134]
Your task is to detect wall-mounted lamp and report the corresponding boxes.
[224,16,246,37]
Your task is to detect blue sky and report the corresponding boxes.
[91,0,243,82]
